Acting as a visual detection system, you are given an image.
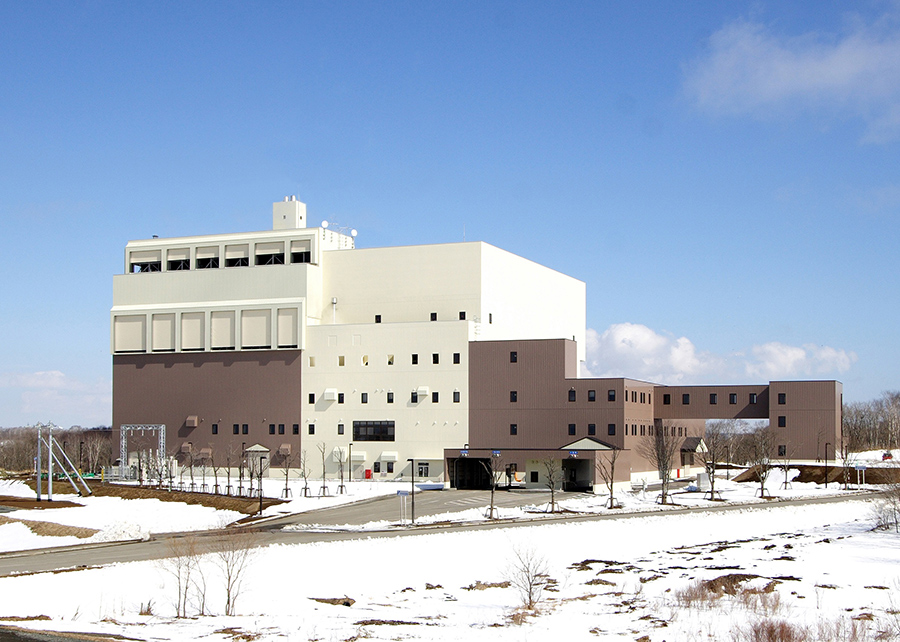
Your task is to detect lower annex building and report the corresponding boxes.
[111,198,842,490]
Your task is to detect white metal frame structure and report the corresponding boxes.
[119,424,166,480]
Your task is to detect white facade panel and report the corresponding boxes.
[180,312,204,351]
[241,309,271,348]
[113,315,146,352]
[151,314,175,352]
[210,311,235,349]
[277,308,299,348]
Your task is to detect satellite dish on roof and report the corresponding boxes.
[321,220,329,228]
[351,229,357,237]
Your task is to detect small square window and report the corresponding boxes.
[682,393,690,405]
[608,389,616,402]
[233,424,239,435]
[338,393,344,404]
[338,423,344,435]
[387,392,394,403]
[242,424,248,435]
[588,390,596,402]
[373,461,381,473]
[433,353,439,364]
[411,391,418,403]
[361,392,368,404]
[212,423,218,435]
[309,393,315,404]
[459,311,466,320]
[710,393,718,405]
[292,424,299,435]
[663,394,671,405]
[510,351,517,363]
[268,423,275,435]
[608,423,616,436]
[387,461,394,473]
[588,423,596,436]
[568,389,576,402]
[510,390,517,402]
[729,393,737,404]
[778,445,786,457]
[778,393,786,405]
[530,470,539,483]
[568,423,576,436]
[778,415,786,427]
[430,312,437,321]
[432,391,439,403]
[308,424,315,435]
[453,391,460,403]
[412,353,418,365]
[375,314,381,323]
[750,393,758,404]
[453,352,460,364]
[510,423,518,435]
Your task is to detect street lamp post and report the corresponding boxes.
[407,457,415,524]
[259,455,266,515]
[349,443,353,483]
[824,442,832,489]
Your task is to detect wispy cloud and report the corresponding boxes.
[584,322,856,384]
[684,12,900,142]
[0,370,111,428]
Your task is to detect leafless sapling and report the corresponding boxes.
[542,457,563,512]
[594,447,621,508]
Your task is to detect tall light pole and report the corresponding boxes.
[348,443,353,483]
[258,455,266,515]
[407,457,415,524]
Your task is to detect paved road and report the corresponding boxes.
[0,489,880,578]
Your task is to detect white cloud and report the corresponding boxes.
[0,370,111,428]
[684,12,900,142]
[584,322,856,384]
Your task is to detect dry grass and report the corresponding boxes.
[0,514,98,538]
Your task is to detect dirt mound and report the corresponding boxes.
[0,514,99,538]
[733,464,900,485]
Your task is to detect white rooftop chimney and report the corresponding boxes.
[273,197,307,230]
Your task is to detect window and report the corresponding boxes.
[568,389,576,402]
[432,353,439,364]
[510,423,518,435]
[430,312,437,321]
[632,391,637,403]
[633,424,637,436]
[197,256,219,269]
[750,393,758,404]
[387,354,394,365]
[373,462,381,473]
[242,424,248,435]
[489,313,492,324]
[387,461,394,473]
[375,314,381,323]
[588,390,596,402]
[588,423,596,436]
[308,424,315,435]
[640,425,645,436]
[353,420,396,441]
[608,423,616,436]
[778,445,786,457]
[308,356,315,367]
[412,353,418,365]
[269,424,275,435]
[530,471,539,483]
[309,393,315,404]
[411,391,418,403]
[453,391,460,403]
[682,393,690,405]
[387,392,394,404]
[568,423,576,436]
[510,351,518,363]
[778,416,786,428]
[233,424,239,435]
[778,393,786,405]
[432,391,439,403]
[640,392,645,403]
[729,393,737,404]
[212,423,218,435]
[338,355,345,366]
[663,393,671,405]
[459,311,466,320]
[710,393,718,405]
[453,352,460,364]
[510,391,517,402]
[338,393,344,404]
[338,423,344,435]
[678,426,683,436]
[292,424,299,435]
[361,392,368,404]
[608,390,616,402]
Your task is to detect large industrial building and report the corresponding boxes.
[111,198,842,489]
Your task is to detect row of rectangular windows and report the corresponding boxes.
[130,251,312,273]
[509,423,616,436]
[663,392,777,405]
[310,391,461,404]
[311,352,462,367]
[211,423,301,436]
[508,422,691,438]
[375,311,492,324]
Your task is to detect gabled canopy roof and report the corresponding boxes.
[560,437,616,451]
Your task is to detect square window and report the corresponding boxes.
[432,391,439,403]
[278,423,285,434]
[682,393,690,405]
[778,415,786,427]
[430,312,437,321]
[710,393,717,405]
[338,393,344,404]
[588,390,596,402]
[292,424,299,435]
[778,445,786,457]
[510,423,518,435]
[338,423,344,435]
[233,424,239,435]
[308,424,315,435]
[387,461,394,473]
[750,393,758,404]
[729,393,737,404]
[588,423,596,436]
[387,392,394,404]
[432,353,439,364]
[212,423,218,435]
[510,351,518,363]
[530,471,539,483]
[309,393,315,404]
[242,424,248,435]
[453,391,460,403]
[568,389,576,402]
[663,393,671,405]
[361,392,368,404]
[373,461,381,473]
[269,424,275,435]
[510,390,517,402]
[411,391,418,403]
[412,353,418,365]
[568,423,576,436]
[375,314,381,323]
[608,423,616,436]
[453,352,460,364]
[608,390,616,402]
[778,393,786,405]
[459,311,466,320]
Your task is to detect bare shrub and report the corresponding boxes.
[731,619,808,642]
[674,579,720,609]
[872,484,900,533]
[159,536,201,618]
[505,546,550,610]
[212,529,258,616]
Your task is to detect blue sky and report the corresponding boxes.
[1,1,897,427]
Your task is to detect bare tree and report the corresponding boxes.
[479,454,504,519]
[505,546,550,611]
[317,442,330,496]
[212,529,258,616]
[298,449,311,497]
[748,423,776,498]
[542,457,563,512]
[336,446,347,495]
[594,447,621,509]
[701,420,734,500]
[638,420,682,505]
[159,536,201,618]
[210,447,221,494]
[224,444,238,496]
